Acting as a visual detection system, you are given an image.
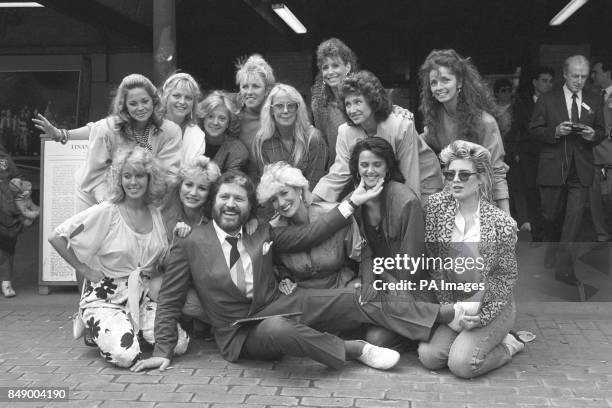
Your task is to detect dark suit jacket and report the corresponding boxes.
[153,207,350,361]
[353,182,429,296]
[529,88,605,186]
[512,96,541,157]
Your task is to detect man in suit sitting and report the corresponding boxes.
[132,170,456,372]
[529,55,606,284]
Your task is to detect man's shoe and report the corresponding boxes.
[555,262,579,286]
[356,341,400,370]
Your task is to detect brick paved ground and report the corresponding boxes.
[0,300,611,408]
[1,223,611,407]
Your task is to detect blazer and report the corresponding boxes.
[153,206,350,361]
[211,137,249,173]
[354,181,429,299]
[424,191,518,326]
[529,88,605,186]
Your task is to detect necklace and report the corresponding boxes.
[130,123,153,151]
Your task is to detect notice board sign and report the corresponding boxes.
[38,138,88,293]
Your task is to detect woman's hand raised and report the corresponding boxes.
[349,177,384,206]
[32,114,61,142]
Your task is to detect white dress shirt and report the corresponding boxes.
[212,220,254,299]
[563,85,582,120]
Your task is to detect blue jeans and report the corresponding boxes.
[418,300,516,378]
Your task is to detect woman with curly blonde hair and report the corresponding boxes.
[33,73,182,212]
[418,49,510,212]
[48,147,185,368]
[419,140,524,379]
[253,84,328,189]
[256,161,360,291]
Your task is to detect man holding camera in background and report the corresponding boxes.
[530,55,605,285]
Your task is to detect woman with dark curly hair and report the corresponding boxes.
[198,91,249,173]
[311,38,358,166]
[418,140,524,378]
[419,49,510,212]
[48,147,187,368]
[312,70,442,205]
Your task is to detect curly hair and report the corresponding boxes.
[160,72,201,126]
[311,38,359,126]
[340,71,393,125]
[253,84,313,169]
[256,161,311,205]
[110,74,164,134]
[106,147,167,205]
[418,49,510,141]
[316,38,358,71]
[348,137,404,187]
[165,156,221,215]
[439,140,493,202]
[235,54,276,109]
[207,170,257,220]
[197,90,241,137]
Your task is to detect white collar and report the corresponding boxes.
[604,85,612,97]
[212,219,243,244]
[563,84,582,99]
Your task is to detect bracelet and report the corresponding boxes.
[59,129,69,144]
[347,198,359,209]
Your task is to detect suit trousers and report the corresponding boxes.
[241,286,440,369]
[539,160,589,250]
[589,167,612,242]
[519,150,545,241]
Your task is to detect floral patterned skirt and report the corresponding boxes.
[79,276,188,368]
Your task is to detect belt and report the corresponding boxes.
[596,165,612,169]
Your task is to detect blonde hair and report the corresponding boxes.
[110,73,163,132]
[253,84,313,171]
[106,147,167,205]
[235,54,276,110]
[439,140,493,202]
[197,90,240,136]
[256,161,311,205]
[160,72,201,126]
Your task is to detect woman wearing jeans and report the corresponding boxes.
[418,140,524,378]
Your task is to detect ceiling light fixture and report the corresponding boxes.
[549,0,589,26]
[272,3,307,34]
[0,2,43,7]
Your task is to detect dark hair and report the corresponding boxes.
[340,70,393,125]
[418,49,510,139]
[316,38,358,71]
[593,60,612,74]
[530,66,555,81]
[348,138,405,187]
[207,170,257,220]
[493,79,512,93]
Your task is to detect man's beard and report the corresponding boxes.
[213,205,248,233]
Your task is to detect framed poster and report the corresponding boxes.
[38,138,88,293]
[0,70,81,157]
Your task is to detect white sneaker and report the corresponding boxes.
[356,342,400,370]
